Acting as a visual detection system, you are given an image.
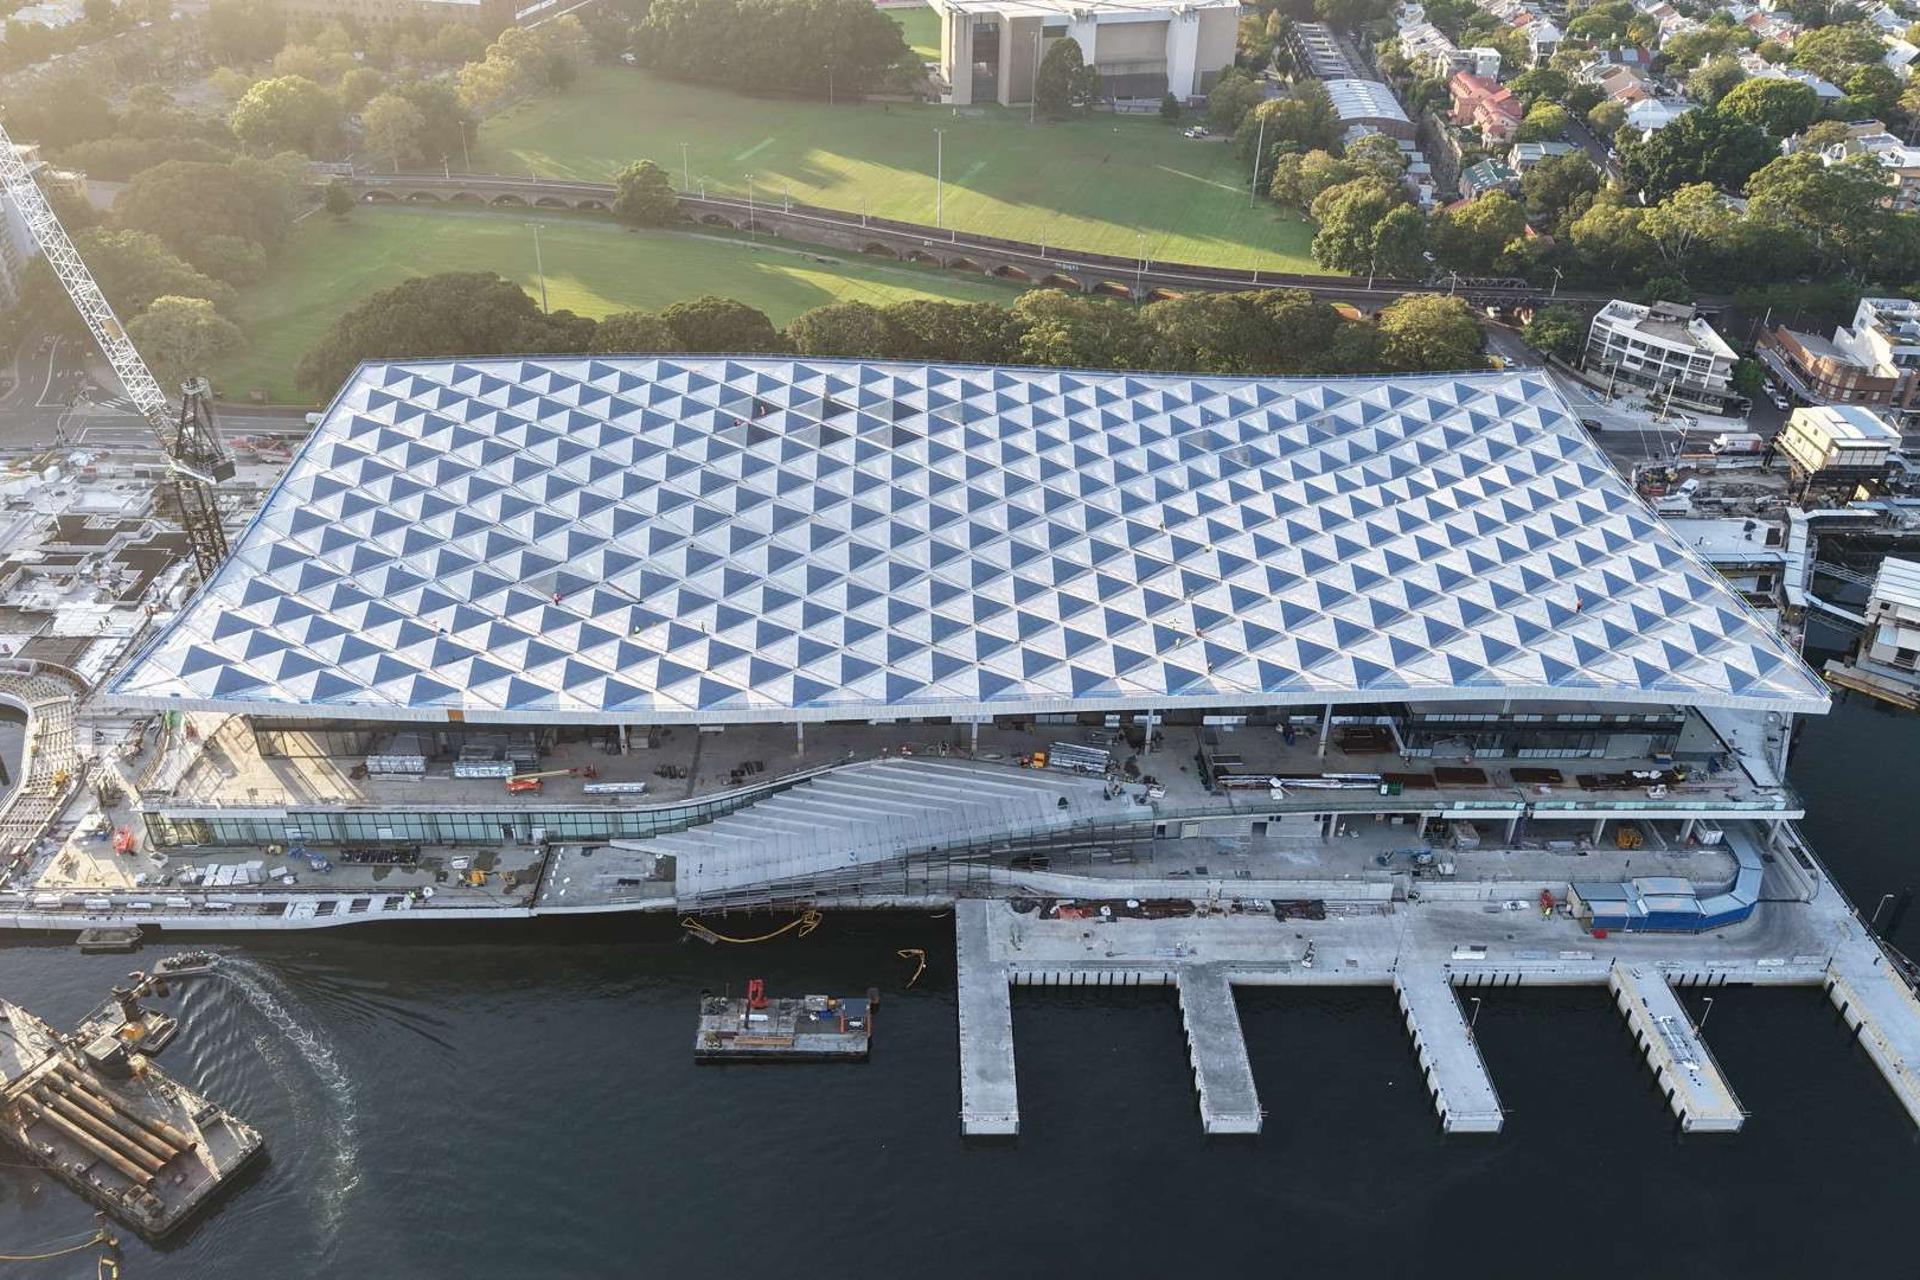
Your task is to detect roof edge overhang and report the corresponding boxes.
[104,682,1832,726]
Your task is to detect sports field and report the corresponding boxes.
[211,207,1019,402]
[479,66,1321,272]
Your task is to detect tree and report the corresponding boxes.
[1587,99,1627,139]
[1160,92,1182,123]
[1686,54,1746,108]
[1344,132,1405,182]
[1639,182,1737,277]
[391,80,474,168]
[296,272,596,395]
[205,0,286,65]
[0,75,115,148]
[1792,22,1883,83]
[115,158,296,257]
[1205,69,1264,134]
[1308,177,1402,273]
[338,66,386,112]
[636,0,912,97]
[360,93,428,170]
[1746,150,1894,276]
[1430,191,1527,274]
[1012,290,1151,369]
[611,158,680,225]
[324,179,353,217]
[1268,149,1358,210]
[1521,151,1600,233]
[1140,293,1267,373]
[1522,304,1585,361]
[1507,66,1569,106]
[128,297,246,389]
[1618,109,1773,202]
[786,301,894,356]
[67,229,236,318]
[230,75,345,156]
[1567,195,1657,279]
[1515,102,1571,142]
[1236,81,1338,164]
[880,300,1025,363]
[658,295,786,352]
[1843,64,1901,117]
[1376,294,1485,371]
[1369,204,1430,279]
[189,233,269,285]
[588,311,687,354]
[1035,37,1102,116]
[1717,76,1817,137]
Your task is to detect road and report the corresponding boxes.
[0,325,306,452]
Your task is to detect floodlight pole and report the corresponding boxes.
[746,172,755,240]
[526,222,548,314]
[1249,113,1267,207]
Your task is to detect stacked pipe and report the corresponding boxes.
[43,1076,176,1166]
[56,1063,193,1151]
[17,1096,155,1187]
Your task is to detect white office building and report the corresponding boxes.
[1584,300,1738,407]
[930,0,1240,106]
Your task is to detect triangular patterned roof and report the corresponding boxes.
[107,359,1830,722]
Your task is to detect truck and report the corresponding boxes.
[1709,431,1766,456]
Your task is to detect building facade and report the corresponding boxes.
[1584,300,1738,408]
[278,0,518,28]
[0,144,44,312]
[1447,72,1524,144]
[931,0,1238,106]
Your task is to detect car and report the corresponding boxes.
[1771,393,1790,410]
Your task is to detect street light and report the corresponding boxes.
[1029,29,1040,125]
[934,128,945,229]
[1699,995,1715,1031]
[825,63,834,107]
[745,172,755,241]
[1468,996,1482,1030]
[1871,892,1896,932]
[524,222,548,314]
[1550,265,1564,299]
[1135,232,1146,302]
[1249,111,1267,208]
[680,141,690,192]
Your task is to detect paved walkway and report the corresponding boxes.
[955,900,1019,1137]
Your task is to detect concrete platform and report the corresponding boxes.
[1393,969,1504,1133]
[1608,963,1744,1133]
[1176,967,1262,1135]
[955,900,1018,1137]
[1825,940,1920,1130]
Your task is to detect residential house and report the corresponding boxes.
[1625,98,1696,134]
[1525,17,1562,65]
[1508,139,1579,171]
[1449,72,1525,144]
[1737,53,1843,99]
[1819,126,1920,211]
[1884,37,1919,80]
[1585,62,1654,105]
[1460,157,1520,196]
[1760,297,1920,422]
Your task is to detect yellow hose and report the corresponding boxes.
[0,1226,112,1262]
[897,948,927,988]
[680,910,823,945]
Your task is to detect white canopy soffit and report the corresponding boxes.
[109,359,1832,723]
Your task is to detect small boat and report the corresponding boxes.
[76,926,143,954]
[153,950,221,978]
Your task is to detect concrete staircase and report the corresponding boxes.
[654,757,1113,902]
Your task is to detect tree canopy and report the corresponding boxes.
[1618,108,1774,202]
[1035,36,1102,116]
[296,272,596,395]
[1716,76,1817,137]
[230,75,345,157]
[636,0,911,97]
[613,159,681,225]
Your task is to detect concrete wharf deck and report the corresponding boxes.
[1608,963,1743,1133]
[1393,969,1504,1133]
[955,900,1019,1136]
[1824,939,1920,1129]
[1176,968,1263,1135]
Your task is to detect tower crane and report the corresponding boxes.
[0,121,234,580]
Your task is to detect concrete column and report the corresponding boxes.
[1506,815,1518,843]
[1164,10,1200,99]
[1143,710,1157,755]
[1593,817,1606,843]
[970,720,981,752]
[1317,703,1332,760]
[796,721,805,756]
[1680,817,1697,844]
[617,724,628,755]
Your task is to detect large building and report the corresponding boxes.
[928,0,1238,106]
[1584,300,1738,410]
[0,144,46,312]
[1762,296,1920,423]
[106,358,1827,907]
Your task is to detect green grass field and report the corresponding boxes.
[211,207,1019,402]
[479,66,1320,272]
[888,3,941,62]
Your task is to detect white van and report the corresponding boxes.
[1709,431,1765,455]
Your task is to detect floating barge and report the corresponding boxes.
[0,972,264,1238]
[695,981,876,1062]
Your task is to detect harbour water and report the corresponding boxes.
[2,693,1919,1278]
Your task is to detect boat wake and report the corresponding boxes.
[218,957,363,1241]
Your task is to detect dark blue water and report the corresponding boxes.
[1,692,1916,1279]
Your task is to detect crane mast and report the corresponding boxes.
[0,121,233,579]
